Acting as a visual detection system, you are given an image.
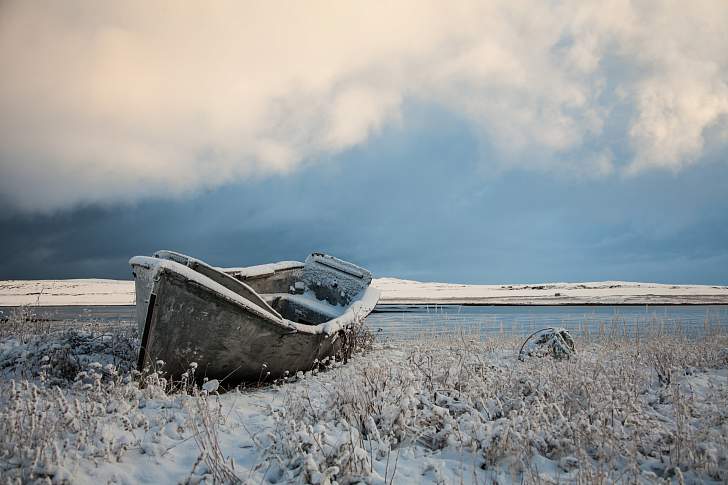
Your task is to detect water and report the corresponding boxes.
[0,305,137,323]
[2,304,727,340]
[368,304,728,340]
[0,305,137,333]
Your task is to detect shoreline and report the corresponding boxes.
[1,277,728,307]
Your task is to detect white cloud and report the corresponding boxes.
[0,0,726,212]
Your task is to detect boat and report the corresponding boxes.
[129,250,380,383]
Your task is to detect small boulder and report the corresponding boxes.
[518,327,576,361]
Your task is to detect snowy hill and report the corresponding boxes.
[372,278,728,305]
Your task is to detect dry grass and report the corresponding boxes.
[1,308,727,484]
[260,329,728,483]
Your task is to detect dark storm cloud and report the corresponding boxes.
[1,105,727,284]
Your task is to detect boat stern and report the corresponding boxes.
[129,256,159,336]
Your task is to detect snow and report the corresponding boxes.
[301,254,372,305]
[221,261,304,278]
[2,264,727,484]
[2,316,727,484]
[0,279,135,306]
[201,379,220,393]
[306,253,367,280]
[2,277,728,307]
[372,278,728,305]
[517,327,576,361]
[265,290,345,319]
[290,286,381,335]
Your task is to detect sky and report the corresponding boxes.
[1,1,727,284]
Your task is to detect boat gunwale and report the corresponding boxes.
[130,256,292,329]
[129,255,379,336]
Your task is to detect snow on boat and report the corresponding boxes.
[129,251,380,383]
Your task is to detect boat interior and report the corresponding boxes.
[152,251,372,326]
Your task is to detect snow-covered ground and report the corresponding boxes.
[2,277,728,306]
[1,314,727,484]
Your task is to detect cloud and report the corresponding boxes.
[1,0,726,212]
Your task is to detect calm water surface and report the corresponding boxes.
[368,304,728,339]
[2,304,727,340]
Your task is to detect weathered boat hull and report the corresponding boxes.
[130,252,379,384]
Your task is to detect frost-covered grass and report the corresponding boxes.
[259,332,728,484]
[1,310,727,484]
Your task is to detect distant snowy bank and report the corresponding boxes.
[373,278,728,305]
[0,279,135,306]
[1,277,728,307]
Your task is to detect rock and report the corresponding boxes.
[518,327,576,361]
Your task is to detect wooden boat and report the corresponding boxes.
[129,250,380,383]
